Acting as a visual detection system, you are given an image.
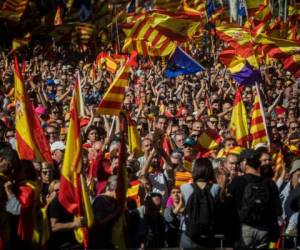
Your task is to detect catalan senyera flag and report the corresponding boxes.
[149,11,201,42]
[153,0,182,11]
[14,55,52,163]
[0,0,28,22]
[72,22,95,46]
[229,88,249,147]
[127,114,142,156]
[97,52,137,116]
[273,150,284,181]
[59,80,94,248]
[255,33,300,77]
[54,5,63,26]
[250,87,269,148]
[122,14,176,56]
[12,33,31,50]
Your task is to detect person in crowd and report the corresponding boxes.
[229,149,282,249]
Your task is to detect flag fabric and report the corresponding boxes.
[54,5,63,26]
[149,11,201,42]
[165,47,205,78]
[127,180,140,205]
[122,14,176,56]
[229,88,249,147]
[219,48,260,84]
[14,55,52,163]
[127,114,142,156]
[197,128,222,153]
[274,150,284,180]
[250,87,269,148]
[71,23,95,47]
[256,34,300,78]
[96,52,118,73]
[0,0,28,22]
[12,33,31,50]
[112,113,128,249]
[153,0,182,11]
[97,52,137,116]
[216,24,252,47]
[58,81,94,248]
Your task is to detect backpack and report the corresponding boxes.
[239,176,271,225]
[184,183,215,243]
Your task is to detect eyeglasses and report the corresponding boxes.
[186,120,193,123]
[291,127,299,131]
[209,120,218,124]
[52,111,58,114]
[6,134,14,138]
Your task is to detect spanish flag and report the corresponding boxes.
[127,114,142,156]
[197,128,222,154]
[229,88,249,147]
[14,55,52,163]
[58,80,94,247]
[250,86,269,148]
[97,51,137,116]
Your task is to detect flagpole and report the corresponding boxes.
[255,82,270,146]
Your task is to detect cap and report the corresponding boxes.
[47,79,54,85]
[239,149,261,169]
[184,137,196,147]
[50,141,66,152]
[289,159,300,175]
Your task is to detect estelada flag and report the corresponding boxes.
[59,80,93,247]
[14,54,52,163]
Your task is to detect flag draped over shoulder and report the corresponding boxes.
[58,80,93,247]
[250,87,269,148]
[165,46,205,77]
[97,52,137,116]
[14,55,52,163]
[229,88,249,147]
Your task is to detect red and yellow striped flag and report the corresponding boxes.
[96,52,137,116]
[54,5,63,26]
[14,55,52,163]
[229,88,249,147]
[122,14,176,56]
[274,150,284,180]
[250,88,269,148]
[12,32,31,50]
[58,81,94,248]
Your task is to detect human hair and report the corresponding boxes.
[212,158,226,169]
[84,125,99,141]
[0,142,19,173]
[105,175,118,192]
[192,158,215,182]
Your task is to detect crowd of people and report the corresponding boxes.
[0,36,300,250]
